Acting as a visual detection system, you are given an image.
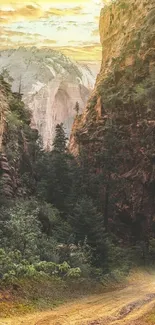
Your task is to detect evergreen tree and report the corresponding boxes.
[74,101,80,115]
[53,123,68,153]
[69,197,106,266]
[36,124,74,214]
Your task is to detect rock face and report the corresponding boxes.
[0,47,100,148]
[70,0,155,237]
[0,80,13,197]
[0,76,39,198]
[0,79,15,197]
[0,80,8,151]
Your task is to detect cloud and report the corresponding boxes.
[0,4,84,24]
[0,0,101,61]
[0,17,8,24]
[0,5,43,23]
[0,38,56,49]
[55,45,102,61]
[1,28,57,45]
[41,39,57,44]
[0,28,25,37]
[44,6,83,17]
[0,42,101,60]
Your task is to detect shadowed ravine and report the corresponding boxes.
[1,274,155,325]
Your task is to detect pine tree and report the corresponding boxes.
[53,123,68,153]
[68,196,106,266]
[74,102,80,115]
[36,124,74,214]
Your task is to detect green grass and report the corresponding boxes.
[0,277,104,317]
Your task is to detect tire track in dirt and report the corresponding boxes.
[1,273,155,325]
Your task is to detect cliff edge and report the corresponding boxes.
[70,0,155,236]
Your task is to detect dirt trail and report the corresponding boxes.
[1,273,155,325]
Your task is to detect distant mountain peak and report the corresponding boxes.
[0,47,100,148]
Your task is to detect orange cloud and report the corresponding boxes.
[0,1,101,61]
[0,0,89,4]
[0,27,28,36]
[0,17,7,24]
[0,4,83,24]
[0,5,43,23]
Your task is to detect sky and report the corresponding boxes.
[0,0,103,61]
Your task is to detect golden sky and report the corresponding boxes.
[0,0,103,61]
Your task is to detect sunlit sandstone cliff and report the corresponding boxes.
[70,0,155,234]
[0,47,100,148]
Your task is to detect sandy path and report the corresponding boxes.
[1,274,155,325]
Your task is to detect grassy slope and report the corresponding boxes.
[0,277,106,318]
[1,270,155,325]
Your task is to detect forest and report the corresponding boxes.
[0,74,155,292]
[0,0,155,321]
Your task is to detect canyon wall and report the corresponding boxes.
[0,47,100,148]
[70,0,155,235]
[0,76,39,197]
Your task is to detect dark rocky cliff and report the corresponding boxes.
[0,77,38,198]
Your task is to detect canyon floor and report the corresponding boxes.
[1,272,155,325]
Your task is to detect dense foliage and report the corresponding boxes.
[0,76,154,287]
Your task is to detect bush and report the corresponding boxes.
[102,236,133,275]
[0,250,82,282]
[0,202,41,262]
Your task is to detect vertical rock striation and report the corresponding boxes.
[70,0,155,237]
[0,47,100,148]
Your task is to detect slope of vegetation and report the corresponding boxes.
[0,76,130,315]
[0,0,155,317]
[0,74,155,317]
